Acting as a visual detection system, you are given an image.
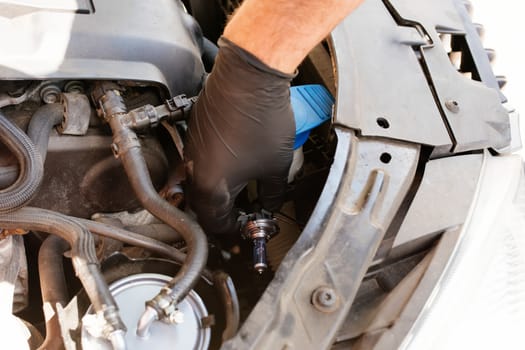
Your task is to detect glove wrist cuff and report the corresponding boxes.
[219,36,298,80]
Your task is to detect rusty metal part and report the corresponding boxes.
[0,228,28,240]
[59,93,92,136]
[163,190,184,208]
[161,120,185,160]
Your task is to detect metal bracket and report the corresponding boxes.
[59,93,91,136]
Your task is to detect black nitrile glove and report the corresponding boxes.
[184,37,295,235]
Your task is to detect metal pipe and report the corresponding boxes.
[0,82,44,108]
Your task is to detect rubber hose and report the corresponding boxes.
[27,103,63,164]
[0,104,62,188]
[97,86,207,320]
[117,145,208,304]
[0,165,18,189]
[91,216,183,245]
[124,223,182,244]
[77,218,193,273]
[0,207,126,339]
[38,235,69,350]
[77,217,214,281]
[0,111,43,212]
[77,217,240,340]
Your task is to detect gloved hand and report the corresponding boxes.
[184,37,295,235]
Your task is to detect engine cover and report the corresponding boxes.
[0,0,205,96]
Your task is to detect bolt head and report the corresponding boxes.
[445,100,460,113]
[312,286,339,313]
[168,309,184,324]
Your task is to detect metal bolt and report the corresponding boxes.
[64,81,85,94]
[168,309,185,324]
[312,286,339,313]
[445,100,460,113]
[40,84,62,104]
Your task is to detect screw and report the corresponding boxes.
[312,286,339,313]
[445,100,460,113]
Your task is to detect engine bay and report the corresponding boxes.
[0,1,338,345]
[0,75,336,348]
[0,0,512,349]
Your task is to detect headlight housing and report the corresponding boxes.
[402,153,525,349]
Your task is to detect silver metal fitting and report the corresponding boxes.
[167,309,185,325]
[136,306,158,339]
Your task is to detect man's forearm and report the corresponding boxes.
[223,0,363,74]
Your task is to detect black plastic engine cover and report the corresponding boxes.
[0,0,205,96]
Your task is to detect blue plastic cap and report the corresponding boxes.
[291,84,334,150]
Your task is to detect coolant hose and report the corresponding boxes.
[96,87,208,333]
[0,207,127,348]
[38,235,69,350]
[27,103,63,164]
[0,104,62,188]
[0,111,43,212]
[119,146,208,309]
[124,223,182,244]
[76,218,200,277]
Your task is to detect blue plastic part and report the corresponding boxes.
[291,84,334,150]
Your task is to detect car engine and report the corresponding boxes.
[0,1,337,349]
[0,0,516,349]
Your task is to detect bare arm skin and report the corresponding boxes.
[224,0,364,74]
